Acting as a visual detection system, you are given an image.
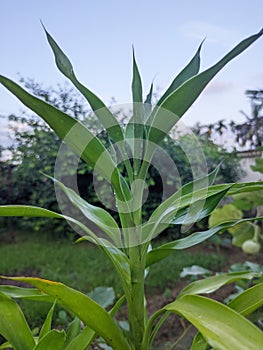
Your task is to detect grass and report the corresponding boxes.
[0,231,224,329]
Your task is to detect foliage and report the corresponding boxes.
[209,156,263,254]
[0,80,242,239]
[0,27,263,349]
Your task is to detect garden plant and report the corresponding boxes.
[0,27,263,349]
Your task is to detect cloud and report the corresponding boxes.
[180,21,242,46]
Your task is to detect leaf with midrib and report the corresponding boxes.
[42,23,124,143]
[147,29,263,144]
[0,75,131,201]
[165,294,263,350]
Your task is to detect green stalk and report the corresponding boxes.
[128,242,146,349]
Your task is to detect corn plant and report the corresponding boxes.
[0,27,263,350]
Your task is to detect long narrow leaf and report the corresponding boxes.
[147,29,263,143]
[2,277,130,350]
[228,283,263,316]
[132,47,143,104]
[65,326,96,350]
[143,184,233,242]
[157,40,203,106]
[33,330,65,350]
[144,82,154,121]
[0,292,35,350]
[42,24,124,143]
[146,215,263,266]
[39,301,57,340]
[170,186,230,225]
[165,294,263,350]
[190,332,208,350]
[64,318,81,348]
[0,205,114,248]
[149,164,224,222]
[0,205,63,219]
[179,271,259,298]
[0,285,54,303]
[0,75,130,201]
[65,296,125,350]
[49,176,122,246]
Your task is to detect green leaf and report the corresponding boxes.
[179,271,258,298]
[0,75,130,201]
[42,24,124,142]
[144,82,154,121]
[208,204,242,229]
[149,166,225,225]
[0,292,35,350]
[2,277,130,350]
[190,332,208,350]
[0,285,54,302]
[33,330,66,350]
[171,186,230,225]
[228,283,263,316]
[0,205,64,219]
[39,301,56,340]
[64,318,81,348]
[65,326,96,350]
[157,40,203,106]
[228,181,263,195]
[146,215,263,266]
[0,205,115,246]
[65,296,125,350]
[132,47,143,104]
[0,342,12,349]
[165,294,263,350]
[143,184,233,242]
[147,29,263,144]
[231,222,255,247]
[49,177,122,246]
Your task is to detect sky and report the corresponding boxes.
[0,0,263,147]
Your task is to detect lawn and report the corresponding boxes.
[0,231,224,330]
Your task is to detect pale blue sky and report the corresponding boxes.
[0,0,262,146]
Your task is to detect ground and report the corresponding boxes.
[0,234,262,349]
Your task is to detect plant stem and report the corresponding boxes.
[128,242,146,349]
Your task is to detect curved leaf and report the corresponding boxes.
[2,277,130,350]
[157,40,203,106]
[0,75,130,201]
[143,184,233,242]
[179,271,258,298]
[190,332,208,350]
[132,47,143,104]
[33,330,65,350]
[0,292,35,350]
[0,205,114,246]
[0,205,64,219]
[0,285,53,302]
[146,215,263,266]
[147,29,263,144]
[42,24,124,143]
[65,326,96,350]
[50,176,122,246]
[64,317,81,348]
[228,283,263,316]
[165,294,263,350]
[39,301,56,340]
